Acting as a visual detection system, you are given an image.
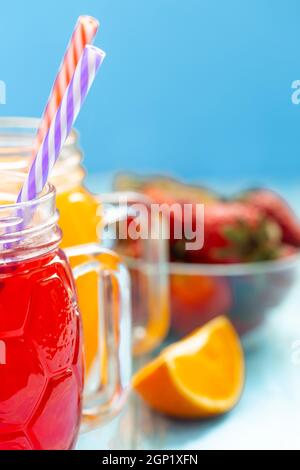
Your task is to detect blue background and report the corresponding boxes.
[1,0,300,182]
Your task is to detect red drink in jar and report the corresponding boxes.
[0,249,83,450]
[0,172,131,450]
[0,172,84,450]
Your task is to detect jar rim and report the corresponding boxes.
[0,117,84,189]
[0,170,60,263]
[0,170,55,211]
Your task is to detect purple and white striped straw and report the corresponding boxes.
[17,45,106,203]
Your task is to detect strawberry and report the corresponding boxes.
[184,201,283,264]
[240,189,300,247]
[114,173,218,254]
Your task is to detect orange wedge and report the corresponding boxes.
[132,316,244,418]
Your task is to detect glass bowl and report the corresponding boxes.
[115,233,300,350]
[168,254,300,338]
[121,252,300,344]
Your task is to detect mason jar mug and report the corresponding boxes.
[0,172,131,450]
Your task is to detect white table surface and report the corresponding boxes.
[77,175,300,450]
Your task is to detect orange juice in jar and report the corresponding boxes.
[0,117,170,367]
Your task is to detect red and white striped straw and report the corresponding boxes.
[35,16,99,151]
[18,45,106,203]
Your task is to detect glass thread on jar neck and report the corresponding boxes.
[0,171,61,265]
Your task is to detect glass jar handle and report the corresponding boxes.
[64,243,132,432]
[96,191,170,356]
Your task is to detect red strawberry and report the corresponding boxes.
[184,201,283,264]
[136,178,217,239]
[241,189,300,247]
[114,173,218,255]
